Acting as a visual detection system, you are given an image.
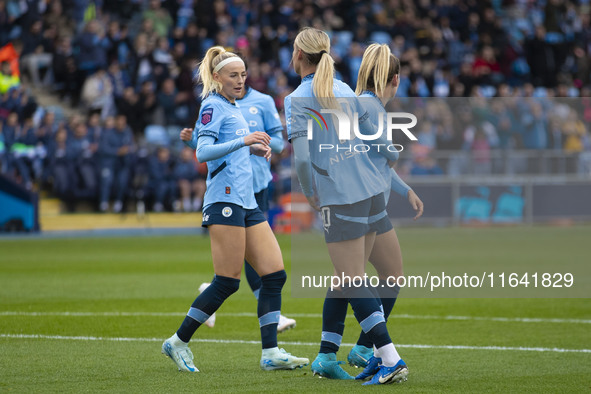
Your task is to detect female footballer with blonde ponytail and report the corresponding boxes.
[162,45,308,373]
[333,43,423,383]
[286,28,406,385]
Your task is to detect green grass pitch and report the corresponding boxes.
[0,226,590,392]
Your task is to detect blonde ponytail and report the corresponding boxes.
[198,45,240,99]
[294,27,337,109]
[355,43,400,96]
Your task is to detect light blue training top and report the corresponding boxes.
[194,92,257,210]
[286,73,398,207]
[359,90,411,201]
[238,87,285,193]
[186,87,285,195]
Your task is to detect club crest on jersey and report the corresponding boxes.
[201,108,213,125]
[249,106,258,114]
[222,206,233,217]
[225,187,231,194]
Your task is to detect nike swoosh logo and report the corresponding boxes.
[179,354,195,371]
[378,370,397,384]
[265,358,289,366]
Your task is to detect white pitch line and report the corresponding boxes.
[0,333,590,354]
[1,311,590,324]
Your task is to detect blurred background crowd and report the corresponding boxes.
[0,0,590,213]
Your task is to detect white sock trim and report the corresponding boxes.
[261,347,279,357]
[377,343,401,367]
[171,333,189,346]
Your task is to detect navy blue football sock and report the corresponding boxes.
[319,288,349,354]
[176,275,240,342]
[244,260,262,299]
[356,282,399,347]
[342,285,392,349]
[258,270,286,349]
[378,282,400,320]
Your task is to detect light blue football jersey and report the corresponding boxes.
[195,92,257,210]
[285,74,387,207]
[237,87,284,193]
[359,91,410,202]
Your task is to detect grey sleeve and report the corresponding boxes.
[292,136,315,197]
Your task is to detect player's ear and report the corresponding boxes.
[297,48,304,60]
[392,74,400,88]
[212,71,221,83]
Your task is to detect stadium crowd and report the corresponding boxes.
[0,0,590,212]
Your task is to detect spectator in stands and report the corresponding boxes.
[108,61,131,102]
[138,80,158,129]
[416,120,437,150]
[1,111,18,180]
[148,145,175,212]
[20,19,53,86]
[0,1,16,47]
[75,19,108,75]
[525,25,563,88]
[520,100,548,149]
[142,0,173,38]
[81,68,115,119]
[174,146,205,212]
[44,0,74,39]
[70,122,98,200]
[86,112,103,143]
[472,45,501,86]
[47,125,73,202]
[98,114,134,213]
[182,22,201,57]
[116,86,143,137]
[410,144,444,176]
[156,77,190,127]
[12,116,41,189]
[471,127,492,175]
[2,110,16,148]
[0,60,18,93]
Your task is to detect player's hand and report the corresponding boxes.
[408,189,424,220]
[179,128,192,141]
[306,194,320,211]
[250,144,272,161]
[244,131,271,146]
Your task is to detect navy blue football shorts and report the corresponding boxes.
[254,188,269,213]
[321,193,393,243]
[202,202,267,228]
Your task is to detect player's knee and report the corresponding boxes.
[211,275,241,297]
[260,269,287,293]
